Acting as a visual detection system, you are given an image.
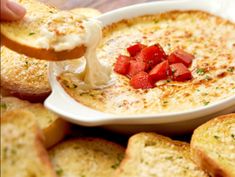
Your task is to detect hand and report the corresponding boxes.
[1,0,26,21]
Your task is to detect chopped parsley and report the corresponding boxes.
[154,20,159,24]
[227,67,234,72]
[1,103,7,109]
[203,101,210,106]
[49,10,54,13]
[111,153,124,169]
[72,84,77,89]
[165,156,173,160]
[166,79,171,83]
[56,168,63,176]
[231,134,235,139]
[111,162,120,169]
[29,32,35,36]
[214,135,219,140]
[196,68,206,75]
[205,75,211,81]
[163,101,168,104]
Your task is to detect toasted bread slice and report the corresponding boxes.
[1,0,86,61]
[49,138,125,177]
[70,8,101,18]
[1,110,57,177]
[1,46,51,102]
[1,97,69,148]
[116,132,208,177]
[191,114,235,177]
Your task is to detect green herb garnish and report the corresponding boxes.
[196,68,206,75]
[231,134,235,139]
[203,101,210,106]
[214,135,219,140]
[154,20,159,24]
[56,168,63,176]
[1,103,7,109]
[165,156,173,160]
[29,32,35,36]
[227,67,234,73]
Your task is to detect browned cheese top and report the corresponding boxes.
[58,11,235,115]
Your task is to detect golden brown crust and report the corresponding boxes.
[1,34,86,61]
[191,114,235,177]
[191,147,229,177]
[0,86,50,103]
[43,118,70,148]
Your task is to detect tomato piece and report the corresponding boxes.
[128,60,147,78]
[136,44,167,68]
[114,55,131,75]
[149,60,172,82]
[168,49,194,67]
[130,72,154,89]
[127,43,146,57]
[170,63,192,81]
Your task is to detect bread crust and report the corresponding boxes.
[191,147,229,177]
[0,86,50,103]
[1,34,86,61]
[43,118,70,148]
[191,114,235,177]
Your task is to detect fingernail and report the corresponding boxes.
[7,1,26,19]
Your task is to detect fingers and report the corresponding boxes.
[0,0,26,21]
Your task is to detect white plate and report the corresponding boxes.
[45,0,235,134]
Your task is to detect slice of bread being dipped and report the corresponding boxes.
[116,132,208,177]
[1,110,57,177]
[191,113,235,177]
[1,97,69,148]
[1,0,88,61]
[49,138,125,177]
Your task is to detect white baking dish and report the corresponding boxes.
[45,0,235,134]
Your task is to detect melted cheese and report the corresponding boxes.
[58,11,235,115]
[37,11,111,88]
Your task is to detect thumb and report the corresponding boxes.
[0,0,26,21]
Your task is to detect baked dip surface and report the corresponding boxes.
[58,11,235,115]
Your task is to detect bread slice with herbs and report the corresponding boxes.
[1,46,51,102]
[191,113,235,177]
[1,97,69,148]
[1,0,86,61]
[49,138,125,177]
[116,132,208,177]
[1,110,57,177]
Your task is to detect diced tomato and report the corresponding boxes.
[136,44,167,68]
[127,43,146,57]
[168,49,194,67]
[149,60,172,82]
[130,72,154,89]
[170,63,192,81]
[114,55,131,75]
[128,60,147,78]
